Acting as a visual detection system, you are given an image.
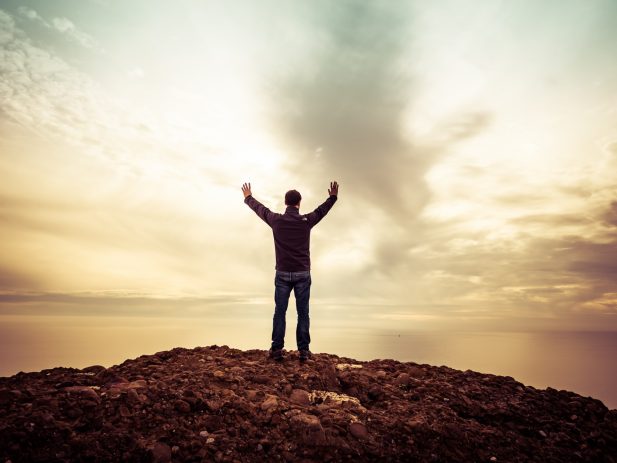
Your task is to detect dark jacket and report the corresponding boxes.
[244,194,337,271]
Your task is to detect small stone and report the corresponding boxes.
[171,446,180,454]
[127,389,140,405]
[64,386,101,403]
[407,366,424,378]
[349,421,369,440]
[66,407,83,419]
[206,437,215,444]
[174,399,191,413]
[289,389,311,406]
[539,430,547,438]
[199,430,209,437]
[570,414,578,421]
[128,380,148,389]
[150,442,172,463]
[376,370,387,379]
[213,370,225,378]
[490,457,497,462]
[260,396,278,411]
[290,413,326,445]
[336,363,363,371]
[394,373,410,386]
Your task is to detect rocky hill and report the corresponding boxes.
[1,345,616,462]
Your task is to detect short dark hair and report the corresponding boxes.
[285,189,302,206]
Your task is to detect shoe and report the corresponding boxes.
[299,350,311,362]
[268,348,283,361]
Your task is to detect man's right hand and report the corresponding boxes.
[328,181,339,197]
[242,182,252,199]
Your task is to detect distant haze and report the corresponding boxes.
[1,0,617,371]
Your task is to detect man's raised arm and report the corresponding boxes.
[242,182,276,227]
[306,181,339,228]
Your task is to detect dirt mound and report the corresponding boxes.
[1,345,616,462]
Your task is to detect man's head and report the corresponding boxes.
[285,189,302,207]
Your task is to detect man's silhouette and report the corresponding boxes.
[242,181,339,362]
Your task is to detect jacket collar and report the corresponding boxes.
[285,206,300,214]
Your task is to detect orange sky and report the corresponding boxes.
[1,0,617,350]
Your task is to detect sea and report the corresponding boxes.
[1,314,615,410]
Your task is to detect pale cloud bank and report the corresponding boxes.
[17,6,99,49]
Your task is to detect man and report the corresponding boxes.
[242,181,339,362]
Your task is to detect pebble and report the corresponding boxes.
[349,421,369,440]
[260,396,278,411]
[174,400,191,413]
[394,373,410,386]
[407,366,424,378]
[150,442,171,463]
[289,389,311,406]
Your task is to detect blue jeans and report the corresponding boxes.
[272,270,311,351]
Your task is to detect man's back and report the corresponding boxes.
[243,194,337,271]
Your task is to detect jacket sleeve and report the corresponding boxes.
[306,195,337,228]
[244,195,276,227]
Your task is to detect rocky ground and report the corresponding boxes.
[1,345,616,462]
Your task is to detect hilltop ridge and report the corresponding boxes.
[1,345,616,462]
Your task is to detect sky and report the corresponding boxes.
[1,0,617,365]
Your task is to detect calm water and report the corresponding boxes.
[1,315,616,409]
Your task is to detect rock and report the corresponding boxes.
[66,407,83,419]
[174,400,191,413]
[149,442,172,463]
[394,373,410,386]
[82,365,106,374]
[289,389,311,406]
[376,370,387,379]
[127,389,141,405]
[64,386,101,403]
[290,413,327,445]
[260,395,278,412]
[336,363,363,371]
[349,421,369,440]
[0,389,21,404]
[407,366,424,378]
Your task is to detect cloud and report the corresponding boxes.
[127,67,145,80]
[16,7,41,21]
[269,2,492,277]
[51,16,97,49]
[16,6,98,49]
[0,290,264,319]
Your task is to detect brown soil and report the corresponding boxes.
[1,345,616,462]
